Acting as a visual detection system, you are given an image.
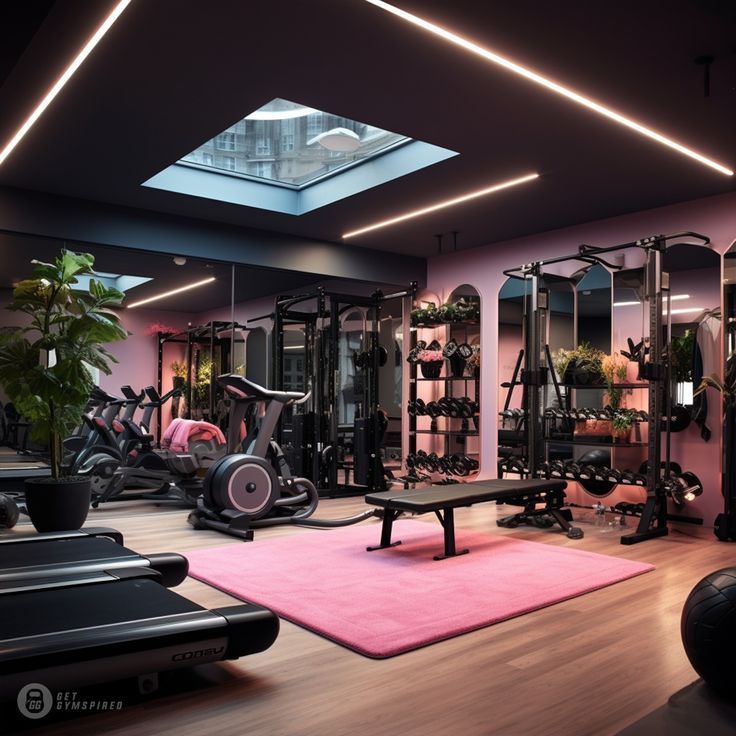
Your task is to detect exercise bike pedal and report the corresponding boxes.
[567,526,584,539]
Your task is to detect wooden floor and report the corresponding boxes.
[11,497,735,736]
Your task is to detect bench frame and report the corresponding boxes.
[366,483,583,560]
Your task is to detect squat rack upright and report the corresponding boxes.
[503,232,709,545]
[255,284,416,496]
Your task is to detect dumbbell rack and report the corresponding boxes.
[407,320,480,482]
[503,232,709,545]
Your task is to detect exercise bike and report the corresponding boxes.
[187,374,378,540]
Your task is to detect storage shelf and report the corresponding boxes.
[563,383,648,389]
[412,320,480,328]
[545,414,648,423]
[543,438,646,448]
[411,429,479,436]
[411,376,479,382]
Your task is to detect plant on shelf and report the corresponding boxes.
[611,409,637,442]
[417,348,444,379]
[553,343,605,385]
[410,302,440,326]
[410,297,480,326]
[466,345,481,377]
[0,250,127,531]
[170,359,188,389]
[601,352,629,409]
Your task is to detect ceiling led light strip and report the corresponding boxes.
[0,0,132,167]
[363,0,733,176]
[126,277,215,309]
[614,294,690,307]
[343,172,539,239]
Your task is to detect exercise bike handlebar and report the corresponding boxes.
[217,374,305,404]
[141,386,182,407]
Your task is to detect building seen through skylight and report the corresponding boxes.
[179,98,410,188]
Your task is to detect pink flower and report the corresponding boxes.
[418,349,444,363]
[144,322,181,336]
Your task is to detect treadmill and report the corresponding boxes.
[0,528,279,699]
[0,527,186,592]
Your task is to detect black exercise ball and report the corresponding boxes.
[578,449,610,467]
[681,568,736,696]
[0,493,20,529]
[577,449,616,497]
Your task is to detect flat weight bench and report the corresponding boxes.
[365,479,583,561]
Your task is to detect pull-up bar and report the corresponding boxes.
[502,231,710,280]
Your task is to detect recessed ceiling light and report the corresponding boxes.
[173,256,187,266]
[363,0,733,176]
[0,0,132,167]
[126,276,215,308]
[342,172,539,239]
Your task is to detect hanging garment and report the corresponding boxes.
[692,310,721,441]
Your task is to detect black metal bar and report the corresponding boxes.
[502,349,525,412]
[503,232,710,279]
[622,241,669,545]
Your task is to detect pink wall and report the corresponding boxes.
[427,190,736,525]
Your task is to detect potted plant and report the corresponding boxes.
[601,352,629,410]
[611,409,637,442]
[0,251,127,532]
[170,360,188,391]
[417,348,444,379]
[562,342,605,386]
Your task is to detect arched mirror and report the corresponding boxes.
[497,277,528,475]
[662,243,721,518]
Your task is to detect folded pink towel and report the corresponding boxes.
[162,419,226,454]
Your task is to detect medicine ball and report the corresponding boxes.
[0,493,20,529]
[577,449,615,496]
[681,568,736,695]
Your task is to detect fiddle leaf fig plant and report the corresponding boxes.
[0,251,128,479]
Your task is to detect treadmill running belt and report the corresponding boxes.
[0,537,136,570]
[0,579,203,640]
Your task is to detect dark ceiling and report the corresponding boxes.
[0,235,323,313]
[0,0,734,259]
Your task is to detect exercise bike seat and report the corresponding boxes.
[217,374,304,404]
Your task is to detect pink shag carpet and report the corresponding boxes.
[185,519,654,658]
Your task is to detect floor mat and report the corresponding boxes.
[185,519,654,658]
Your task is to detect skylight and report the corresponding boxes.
[179,98,410,189]
[75,271,152,293]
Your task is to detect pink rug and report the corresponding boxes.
[185,520,654,658]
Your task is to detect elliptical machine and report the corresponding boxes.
[188,374,378,540]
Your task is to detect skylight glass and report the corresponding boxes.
[75,271,152,293]
[179,98,410,188]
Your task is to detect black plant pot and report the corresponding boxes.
[449,353,466,378]
[420,361,444,379]
[24,476,91,533]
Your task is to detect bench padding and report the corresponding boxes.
[365,479,567,513]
